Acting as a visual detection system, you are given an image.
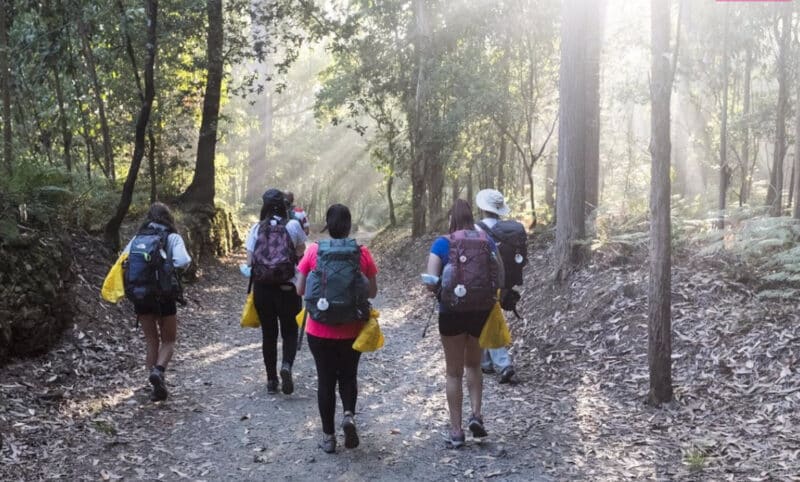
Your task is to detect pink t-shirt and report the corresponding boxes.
[298,242,378,339]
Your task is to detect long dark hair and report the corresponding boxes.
[141,202,177,232]
[324,204,352,239]
[260,189,289,221]
[448,199,475,233]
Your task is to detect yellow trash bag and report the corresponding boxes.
[479,302,511,349]
[101,253,128,303]
[240,292,260,328]
[353,309,384,353]
[295,308,306,328]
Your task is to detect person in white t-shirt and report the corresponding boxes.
[245,189,307,395]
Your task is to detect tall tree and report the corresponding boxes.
[766,7,791,217]
[648,0,676,406]
[410,0,431,237]
[0,0,11,177]
[717,8,730,229]
[180,0,224,209]
[584,0,607,217]
[104,0,158,249]
[793,80,800,220]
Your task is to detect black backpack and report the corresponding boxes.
[251,219,297,285]
[123,225,182,305]
[478,220,527,316]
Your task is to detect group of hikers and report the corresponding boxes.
[111,187,528,452]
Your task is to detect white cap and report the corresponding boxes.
[475,189,510,216]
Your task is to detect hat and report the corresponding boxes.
[261,188,284,206]
[475,189,510,216]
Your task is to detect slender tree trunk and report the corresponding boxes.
[718,9,730,229]
[584,0,606,217]
[387,171,396,226]
[180,0,223,208]
[497,137,506,194]
[793,78,800,219]
[527,162,536,224]
[77,16,115,181]
[410,0,431,237]
[554,0,590,281]
[741,46,752,207]
[767,9,791,216]
[648,0,674,406]
[104,0,158,249]
[0,0,11,177]
[148,127,157,203]
[52,68,73,172]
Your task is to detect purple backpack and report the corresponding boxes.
[440,229,498,312]
[252,220,296,284]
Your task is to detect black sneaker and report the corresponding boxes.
[280,363,294,395]
[499,366,516,384]
[319,433,336,453]
[468,415,488,438]
[266,379,279,394]
[342,412,359,449]
[149,368,168,401]
[481,366,496,375]
[449,430,465,449]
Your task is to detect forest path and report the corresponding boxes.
[56,253,548,481]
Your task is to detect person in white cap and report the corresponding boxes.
[474,188,526,384]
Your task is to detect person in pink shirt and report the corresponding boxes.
[296,204,378,454]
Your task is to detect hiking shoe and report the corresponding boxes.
[468,415,488,438]
[148,368,168,402]
[449,430,466,449]
[266,379,279,394]
[342,412,359,449]
[280,363,294,395]
[481,366,496,375]
[319,433,336,454]
[499,366,516,384]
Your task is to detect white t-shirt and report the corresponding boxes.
[122,223,192,269]
[245,216,307,253]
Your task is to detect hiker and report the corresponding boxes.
[296,204,378,454]
[285,191,310,235]
[121,202,191,402]
[246,188,307,394]
[475,189,527,384]
[425,199,504,448]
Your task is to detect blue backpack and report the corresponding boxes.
[123,225,181,305]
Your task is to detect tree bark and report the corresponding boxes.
[545,154,555,220]
[410,0,431,237]
[77,14,115,181]
[717,9,730,229]
[584,0,606,217]
[794,77,800,219]
[740,45,752,207]
[104,0,158,249]
[180,0,224,208]
[0,1,12,177]
[52,67,72,172]
[767,9,791,217]
[648,0,674,406]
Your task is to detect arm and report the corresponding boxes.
[426,253,443,293]
[170,234,192,269]
[367,275,378,298]
[296,272,306,296]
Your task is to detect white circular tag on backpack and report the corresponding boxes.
[317,298,329,311]
[459,255,467,263]
[515,254,524,264]
[454,284,467,297]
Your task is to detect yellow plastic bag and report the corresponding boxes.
[353,309,384,353]
[479,302,511,349]
[295,308,306,328]
[240,292,260,328]
[101,253,128,303]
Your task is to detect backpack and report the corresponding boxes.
[304,239,370,325]
[251,219,297,285]
[478,220,527,288]
[440,230,498,312]
[123,225,181,305]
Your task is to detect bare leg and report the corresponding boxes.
[139,315,159,370]
[464,335,483,418]
[156,315,177,368]
[440,334,467,434]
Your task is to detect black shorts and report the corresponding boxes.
[438,310,490,337]
[133,299,177,317]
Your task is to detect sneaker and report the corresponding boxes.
[449,430,465,449]
[499,366,516,384]
[342,412,360,449]
[266,379,279,394]
[467,415,488,438]
[319,433,336,453]
[481,366,496,375]
[148,368,168,401]
[280,363,294,395]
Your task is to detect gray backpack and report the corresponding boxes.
[304,239,370,325]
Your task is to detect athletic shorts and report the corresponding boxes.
[438,310,490,337]
[133,299,177,317]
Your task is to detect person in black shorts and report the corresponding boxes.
[425,199,504,448]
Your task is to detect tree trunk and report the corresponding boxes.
[584,0,606,217]
[793,78,800,219]
[648,0,673,406]
[554,0,590,281]
[51,67,72,173]
[104,0,158,249]
[387,171,396,227]
[180,0,223,209]
[77,15,115,181]
[527,163,536,225]
[148,127,157,203]
[718,9,730,229]
[0,0,12,177]
[497,137,506,194]
[545,154,555,220]
[410,0,431,237]
[767,9,791,217]
[740,45,752,207]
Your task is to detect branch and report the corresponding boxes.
[532,114,559,163]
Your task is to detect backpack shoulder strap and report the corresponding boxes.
[477,222,496,240]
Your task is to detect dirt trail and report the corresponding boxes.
[0,251,545,481]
